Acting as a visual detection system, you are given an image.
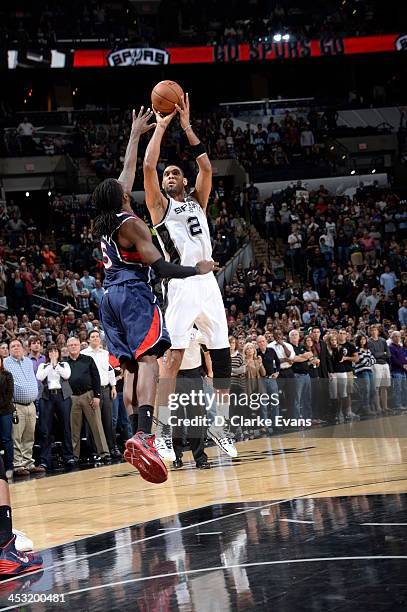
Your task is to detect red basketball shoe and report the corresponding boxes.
[124,432,168,484]
[0,535,43,577]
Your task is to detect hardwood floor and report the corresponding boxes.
[10,415,407,550]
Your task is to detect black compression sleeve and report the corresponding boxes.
[191,142,206,158]
[151,257,198,279]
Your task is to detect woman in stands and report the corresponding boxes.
[36,345,74,470]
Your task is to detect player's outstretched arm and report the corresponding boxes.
[118,107,155,194]
[175,93,212,209]
[120,217,214,278]
[143,109,176,222]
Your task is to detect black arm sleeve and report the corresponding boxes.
[273,350,281,372]
[151,257,198,279]
[89,357,101,398]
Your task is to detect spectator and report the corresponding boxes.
[388,332,407,411]
[289,329,313,422]
[356,285,370,311]
[243,342,266,438]
[303,283,319,309]
[0,261,7,311]
[0,353,14,478]
[287,226,303,275]
[269,330,295,419]
[16,117,35,154]
[111,364,132,448]
[36,344,74,471]
[41,245,56,270]
[337,329,359,420]
[229,336,246,435]
[300,124,315,156]
[65,336,110,462]
[256,335,280,430]
[90,279,104,311]
[80,270,96,292]
[368,325,391,414]
[303,333,323,423]
[251,293,266,329]
[326,332,348,423]
[4,339,45,477]
[354,334,376,416]
[27,337,45,394]
[398,299,407,328]
[81,330,118,457]
[380,265,397,295]
[366,288,381,314]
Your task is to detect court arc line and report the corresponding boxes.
[1,556,407,611]
[2,476,406,587]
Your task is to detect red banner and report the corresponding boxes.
[72,34,403,68]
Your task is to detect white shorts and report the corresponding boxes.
[164,273,229,350]
[372,363,391,388]
[329,372,348,399]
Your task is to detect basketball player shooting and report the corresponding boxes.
[143,94,237,459]
[92,107,215,484]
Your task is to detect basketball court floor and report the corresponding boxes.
[1,415,406,610]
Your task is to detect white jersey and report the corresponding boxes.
[154,194,228,351]
[154,195,212,267]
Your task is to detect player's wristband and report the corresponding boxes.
[190,142,206,159]
[151,257,198,279]
[183,124,192,132]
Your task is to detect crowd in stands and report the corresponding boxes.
[0,175,406,476]
[163,0,392,46]
[0,0,395,48]
[1,109,342,186]
[0,1,130,48]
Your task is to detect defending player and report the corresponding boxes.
[143,95,237,460]
[92,107,214,484]
[0,454,43,576]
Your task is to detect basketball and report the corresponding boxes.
[151,80,184,115]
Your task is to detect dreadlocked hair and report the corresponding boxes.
[92,178,124,238]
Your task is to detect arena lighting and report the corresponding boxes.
[350,170,356,175]
[342,154,347,159]
[273,34,282,42]
[25,191,30,197]
[371,168,376,173]
[330,145,335,151]
[48,190,52,196]
[282,34,290,41]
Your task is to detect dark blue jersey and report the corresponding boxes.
[101,212,151,287]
